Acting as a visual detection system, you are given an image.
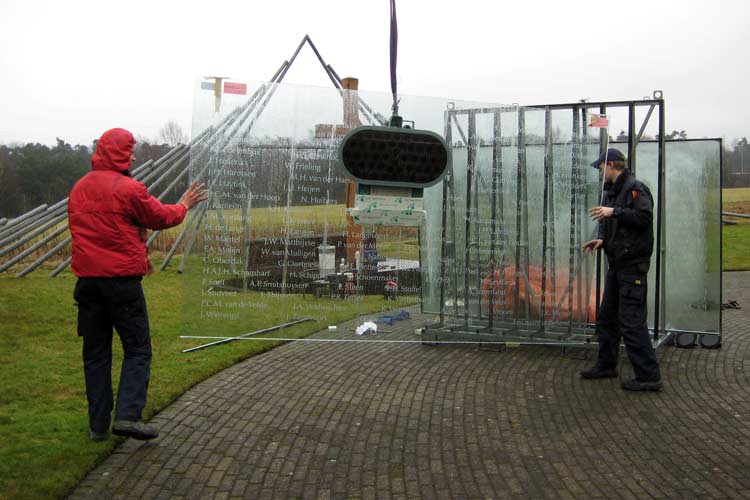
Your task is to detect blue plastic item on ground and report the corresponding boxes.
[394,310,410,321]
[377,316,395,325]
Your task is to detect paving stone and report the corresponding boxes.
[65,276,750,499]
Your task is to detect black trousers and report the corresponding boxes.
[74,277,152,432]
[595,268,661,382]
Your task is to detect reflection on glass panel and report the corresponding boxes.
[185,79,494,341]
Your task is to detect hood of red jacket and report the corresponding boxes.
[91,128,135,172]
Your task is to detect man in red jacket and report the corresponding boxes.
[69,128,207,441]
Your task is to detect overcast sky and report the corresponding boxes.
[0,0,747,146]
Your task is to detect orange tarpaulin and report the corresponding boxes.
[480,265,597,322]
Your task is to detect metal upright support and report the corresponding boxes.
[448,123,460,320]
[463,112,475,322]
[513,108,523,321]
[469,112,481,319]
[653,99,666,340]
[628,103,637,175]
[439,111,452,325]
[518,108,532,321]
[495,111,507,322]
[581,107,591,324]
[595,104,607,317]
[540,107,552,330]
[548,119,558,323]
[567,107,580,332]
[575,107,588,321]
[488,110,502,329]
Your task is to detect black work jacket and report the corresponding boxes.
[597,169,654,271]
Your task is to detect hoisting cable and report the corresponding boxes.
[338,0,449,189]
[389,0,401,126]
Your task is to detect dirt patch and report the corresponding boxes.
[724,201,750,214]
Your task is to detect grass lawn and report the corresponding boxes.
[723,188,750,271]
[722,224,750,271]
[722,187,750,205]
[0,264,401,500]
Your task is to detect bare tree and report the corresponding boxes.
[158,121,187,146]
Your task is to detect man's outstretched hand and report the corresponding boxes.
[588,206,614,221]
[179,181,208,210]
[582,239,603,255]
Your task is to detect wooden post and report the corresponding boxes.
[341,77,361,128]
[342,77,362,266]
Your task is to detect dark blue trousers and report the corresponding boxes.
[74,277,152,433]
[596,268,661,382]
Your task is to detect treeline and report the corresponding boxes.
[0,139,175,219]
[2,134,750,219]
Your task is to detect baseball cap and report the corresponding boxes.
[590,148,626,168]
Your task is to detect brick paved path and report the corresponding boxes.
[68,273,750,499]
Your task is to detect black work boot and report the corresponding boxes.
[621,378,663,392]
[580,366,617,379]
[112,420,159,440]
[89,429,109,442]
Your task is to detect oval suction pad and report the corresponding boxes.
[339,126,450,188]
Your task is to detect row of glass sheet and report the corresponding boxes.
[420,107,602,339]
[421,126,722,337]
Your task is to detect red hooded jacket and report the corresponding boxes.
[68,128,187,277]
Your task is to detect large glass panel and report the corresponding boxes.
[664,140,722,333]
[629,139,721,334]
[183,79,493,347]
[599,140,721,335]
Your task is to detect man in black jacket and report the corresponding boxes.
[581,148,663,391]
